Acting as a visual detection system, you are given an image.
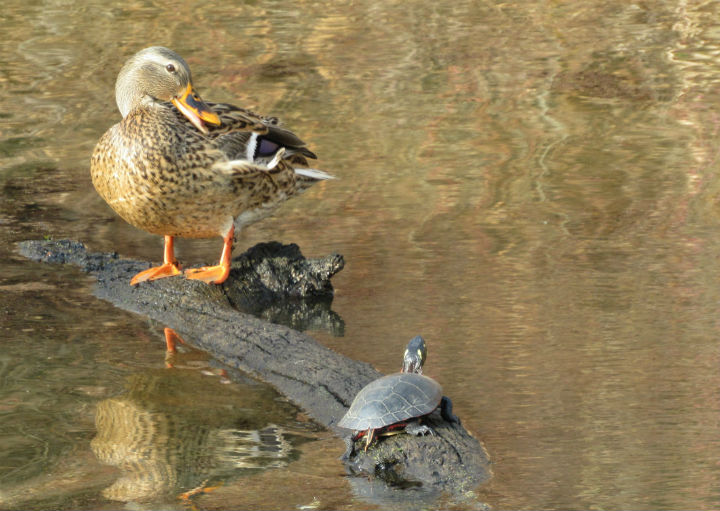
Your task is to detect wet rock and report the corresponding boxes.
[17,238,491,493]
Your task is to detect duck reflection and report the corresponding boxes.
[163,327,189,369]
[91,336,297,504]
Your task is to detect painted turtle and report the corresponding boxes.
[338,336,459,458]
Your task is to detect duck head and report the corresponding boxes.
[115,46,221,134]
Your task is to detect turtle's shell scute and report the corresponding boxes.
[338,373,442,431]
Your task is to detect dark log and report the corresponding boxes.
[17,239,491,494]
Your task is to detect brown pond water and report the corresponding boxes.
[3,1,720,509]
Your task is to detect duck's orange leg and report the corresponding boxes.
[130,235,182,286]
[185,226,234,284]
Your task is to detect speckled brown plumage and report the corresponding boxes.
[90,47,332,284]
[91,103,300,238]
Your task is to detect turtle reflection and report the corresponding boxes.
[91,365,299,504]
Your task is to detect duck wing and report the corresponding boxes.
[205,102,317,162]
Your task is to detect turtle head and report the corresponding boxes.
[402,335,427,374]
[115,46,220,133]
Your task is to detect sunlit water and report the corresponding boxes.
[3,1,720,509]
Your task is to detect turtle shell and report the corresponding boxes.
[338,373,442,431]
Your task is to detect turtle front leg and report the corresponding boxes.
[405,421,434,436]
[440,395,461,425]
[341,435,356,460]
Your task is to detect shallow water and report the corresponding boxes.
[3,1,720,509]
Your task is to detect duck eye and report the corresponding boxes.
[166,63,176,73]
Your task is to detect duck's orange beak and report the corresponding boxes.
[171,83,221,134]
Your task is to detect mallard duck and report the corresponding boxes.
[91,46,332,285]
